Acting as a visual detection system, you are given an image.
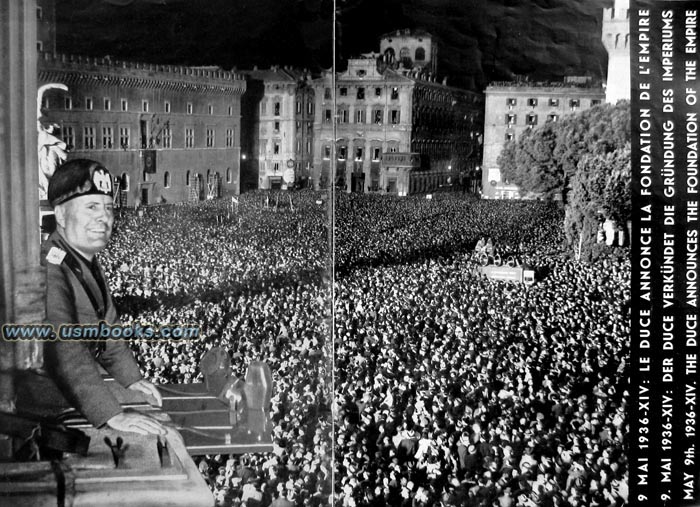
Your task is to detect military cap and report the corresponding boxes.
[48,159,114,207]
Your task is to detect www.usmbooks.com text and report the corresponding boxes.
[2,322,200,341]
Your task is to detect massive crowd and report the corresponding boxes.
[100,190,629,506]
[102,190,333,506]
[335,194,629,507]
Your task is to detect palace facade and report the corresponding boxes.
[310,54,483,194]
[481,80,605,199]
[38,53,246,205]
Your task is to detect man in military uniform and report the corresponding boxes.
[38,159,164,435]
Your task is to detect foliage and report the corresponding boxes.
[497,101,631,199]
[564,146,631,258]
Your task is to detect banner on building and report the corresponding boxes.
[143,149,157,173]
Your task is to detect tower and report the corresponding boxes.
[602,0,630,103]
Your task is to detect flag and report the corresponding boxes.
[143,149,156,173]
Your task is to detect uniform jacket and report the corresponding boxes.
[37,231,143,427]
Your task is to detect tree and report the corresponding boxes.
[497,101,630,200]
[565,145,631,258]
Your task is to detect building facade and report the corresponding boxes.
[379,29,438,75]
[240,67,315,190]
[38,52,246,205]
[481,81,605,199]
[311,55,482,194]
[602,0,630,104]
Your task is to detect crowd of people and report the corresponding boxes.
[102,190,333,506]
[334,193,629,506]
[100,189,630,506]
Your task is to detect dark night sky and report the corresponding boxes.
[55,0,615,90]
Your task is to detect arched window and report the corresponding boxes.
[615,33,620,48]
[415,47,425,61]
[383,47,395,63]
[164,171,170,188]
[227,168,232,183]
[186,170,191,186]
[120,172,129,191]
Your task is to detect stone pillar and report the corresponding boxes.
[0,0,45,421]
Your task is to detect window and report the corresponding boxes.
[547,114,558,122]
[185,128,194,148]
[372,148,381,161]
[119,127,130,149]
[187,102,193,115]
[296,101,302,114]
[165,101,171,114]
[325,109,332,123]
[121,173,129,191]
[65,97,73,110]
[356,109,366,124]
[338,108,349,124]
[390,109,400,124]
[373,109,383,124]
[273,162,280,172]
[206,128,215,147]
[355,147,364,161]
[121,98,128,111]
[339,87,348,97]
[102,127,113,149]
[226,128,234,147]
[62,126,75,148]
[324,88,331,100]
[505,113,516,125]
[83,126,95,149]
[85,97,93,110]
[37,41,43,51]
[505,132,515,141]
[338,146,347,160]
[591,99,602,106]
[274,102,281,116]
[163,126,172,148]
[164,171,171,188]
[324,145,331,159]
[357,87,365,100]
[375,87,382,97]
[307,122,312,133]
[307,102,314,115]
[274,121,280,132]
[391,87,399,100]
[306,140,311,153]
[186,170,191,186]
[227,168,232,183]
[228,106,234,116]
[526,113,538,126]
[548,98,559,107]
[389,145,398,153]
[273,141,280,155]
[140,100,148,113]
[37,6,43,20]
[208,104,214,115]
[506,98,517,107]
[104,98,111,111]
[527,98,538,107]
[569,99,580,109]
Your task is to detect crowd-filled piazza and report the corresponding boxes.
[100,190,629,507]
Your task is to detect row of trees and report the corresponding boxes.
[497,101,631,257]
